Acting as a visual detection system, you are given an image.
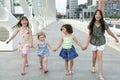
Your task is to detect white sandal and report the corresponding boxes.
[91,67,96,73]
[65,70,69,75]
[99,74,104,80]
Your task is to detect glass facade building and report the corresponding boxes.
[105,0,120,17]
[66,0,78,19]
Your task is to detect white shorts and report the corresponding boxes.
[90,44,105,51]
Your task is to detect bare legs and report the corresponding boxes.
[39,57,43,69]
[21,54,28,75]
[92,50,104,80]
[91,51,97,73]
[39,56,48,73]
[65,60,74,75]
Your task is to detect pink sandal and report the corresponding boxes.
[25,64,29,67]
[65,70,69,75]
[21,71,26,75]
[69,71,73,75]
[44,69,48,73]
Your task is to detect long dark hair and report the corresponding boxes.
[88,9,105,35]
[12,16,30,29]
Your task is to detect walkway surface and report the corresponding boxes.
[0,21,120,80]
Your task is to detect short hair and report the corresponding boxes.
[61,24,73,34]
[37,32,46,39]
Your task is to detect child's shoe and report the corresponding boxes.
[69,70,73,75]
[91,67,96,73]
[44,69,48,73]
[21,72,26,75]
[25,64,29,67]
[65,70,69,75]
[21,71,26,75]
[99,74,104,80]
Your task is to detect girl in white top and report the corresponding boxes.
[6,16,33,75]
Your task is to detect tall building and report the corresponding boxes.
[92,0,97,6]
[98,0,105,15]
[66,0,78,19]
[88,0,97,6]
[105,0,120,17]
[98,0,120,17]
[87,0,92,5]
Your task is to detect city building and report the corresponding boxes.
[77,4,87,19]
[88,0,97,6]
[77,0,97,19]
[98,0,105,15]
[105,0,120,17]
[66,0,78,19]
[87,0,92,5]
[98,0,120,17]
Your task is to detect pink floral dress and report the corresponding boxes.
[18,28,30,54]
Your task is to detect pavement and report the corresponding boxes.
[0,21,120,80]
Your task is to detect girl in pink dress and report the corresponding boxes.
[6,16,33,75]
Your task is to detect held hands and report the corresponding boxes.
[82,45,88,50]
[6,41,10,44]
[115,38,119,43]
[53,48,57,52]
[29,43,33,48]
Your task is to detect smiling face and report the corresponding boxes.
[38,35,45,41]
[37,32,46,42]
[95,11,102,21]
[21,18,28,26]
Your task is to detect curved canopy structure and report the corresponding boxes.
[0,0,56,51]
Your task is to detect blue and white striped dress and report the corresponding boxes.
[37,43,49,57]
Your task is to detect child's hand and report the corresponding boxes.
[115,38,119,43]
[6,41,9,44]
[29,43,33,48]
[82,46,87,50]
[53,49,57,52]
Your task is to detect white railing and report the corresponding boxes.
[60,19,120,52]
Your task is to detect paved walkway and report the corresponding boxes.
[0,21,120,80]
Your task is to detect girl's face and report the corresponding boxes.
[21,19,28,26]
[61,27,67,34]
[38,35,45,41]
[95,11,101,21]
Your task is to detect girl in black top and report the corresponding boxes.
[84,9,119,80]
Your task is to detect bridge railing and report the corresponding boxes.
[60,19,120,52]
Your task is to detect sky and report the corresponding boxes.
[56,0,87,14]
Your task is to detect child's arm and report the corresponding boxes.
[72,35,83,49]
[29,28,33,47]
[32,41,39,48]
[54,37,63,51]
[84,31,91,50]
[6,28,19,44]
[46,42,53,50]
[106,28,119,42]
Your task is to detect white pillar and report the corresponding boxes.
[19,0,32,18]
[0,3,18,51]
